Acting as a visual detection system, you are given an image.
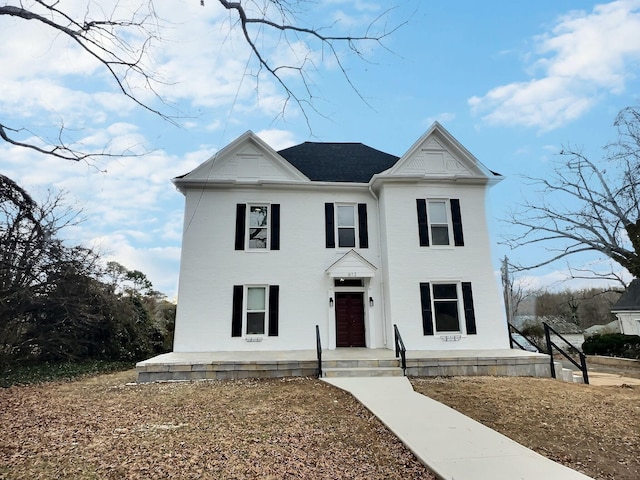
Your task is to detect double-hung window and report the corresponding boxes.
[235,203,280,251]
[246,286,267,334]
[432,284,460,331]
[428,200,450,246]
[231,285,280,337]
[416,198,464,247]
[248,205,268,249]
[419,282,477,336]
[325,203,369,248]
[337,205,356,247]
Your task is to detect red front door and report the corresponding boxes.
[335,293,365,347]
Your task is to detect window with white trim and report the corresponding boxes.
[246,286,267,334]
[416,198,464,247]
[419,281,476,336]
[428,200,450,246]
[324,203,368,249]
[432,283,460,332]
[248,205,269,249]
[235,203,280,251]
[232,284,280,337]
[337,205,356,248]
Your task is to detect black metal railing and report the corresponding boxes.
[544,322,589,384]
[315,325,322,378]
[393,324,407,375]
[507,322,543,352]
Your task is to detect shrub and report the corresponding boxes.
[582,333,640,359]
[520,321,546,352]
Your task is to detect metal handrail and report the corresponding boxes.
[507,322,543,352]
[315,325,322,378]
[544,322,589,384]
[393,324,407,375]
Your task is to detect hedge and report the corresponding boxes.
[582,333,640,359]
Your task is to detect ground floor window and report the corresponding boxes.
[246,287,267,334]
[432,283,460,332]
[420,282,477,336]
[232,285,279,337]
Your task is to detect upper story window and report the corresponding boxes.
[235,203,280,251]
[416,198,464,247]
[248,205,268,249]
[337,205,356,247]
[325,203,368,249]
[428,200,450,245]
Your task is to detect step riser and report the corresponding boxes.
[323,359,400,369]
[323,368,404,378]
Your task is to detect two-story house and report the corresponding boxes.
[169,122,510,357]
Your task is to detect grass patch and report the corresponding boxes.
[0,360,134,387]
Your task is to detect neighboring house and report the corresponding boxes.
[612,278,640,335]
[171,122,509,354]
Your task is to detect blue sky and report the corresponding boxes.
[2,0,640,298]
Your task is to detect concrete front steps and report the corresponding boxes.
[554,361,586,384]
[322,358,404,378]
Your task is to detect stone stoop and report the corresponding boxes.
[321,358,404,378]
[554,361,585,383]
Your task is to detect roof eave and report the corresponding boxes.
[172,177,373,192]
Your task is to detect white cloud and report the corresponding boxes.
[0,122,210,299]
[256,129,298,150]
[469,0,640,130]
[0,0,408,303]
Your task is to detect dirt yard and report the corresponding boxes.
[0,370,433,480]
[1,371,638,480]
[411,376,640,480]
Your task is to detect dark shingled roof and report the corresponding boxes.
[613,278,640,311]
[278,142,400,183]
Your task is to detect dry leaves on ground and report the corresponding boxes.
[411,376,640,480]
[0,371,434,480]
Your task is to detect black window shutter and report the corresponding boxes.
[325,203,335,248]
[462,282,477,335]
[450,199,464,246]
[357,203,369,248]
[416,199,429,246]
[419,282,434,335]
[270,204,280,250]
[268,285,279,336]
[234,204,246,250]
[231,285,243,337]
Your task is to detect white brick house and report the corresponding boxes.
[171,122,509,354]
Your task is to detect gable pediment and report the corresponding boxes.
[325,250,377,278]
[179,131,309,184]
[383,122,496,181]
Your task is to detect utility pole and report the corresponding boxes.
[501,256,513,325]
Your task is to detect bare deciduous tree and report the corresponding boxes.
[504,105,640,284]
[1,1,404,161]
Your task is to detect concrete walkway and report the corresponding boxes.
[323,377,593,480]
[588,371,640,386]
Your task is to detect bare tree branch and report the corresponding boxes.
[1,1,407,162]
[504,106,640,280]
